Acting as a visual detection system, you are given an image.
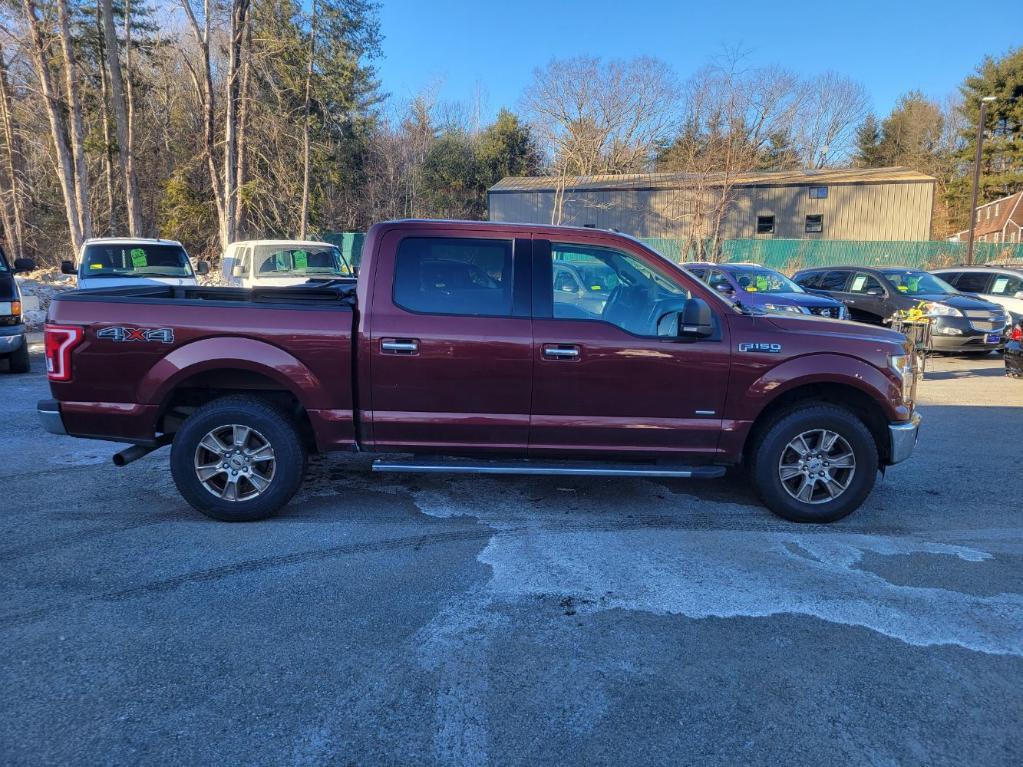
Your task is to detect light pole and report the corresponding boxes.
[965,96,997,265]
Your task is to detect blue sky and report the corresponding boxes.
[376,0,1020,120]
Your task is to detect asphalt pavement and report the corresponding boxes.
[1,348,1021,766]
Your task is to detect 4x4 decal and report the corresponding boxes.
[97,326,175,344]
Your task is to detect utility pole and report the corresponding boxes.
[965,96,997,265]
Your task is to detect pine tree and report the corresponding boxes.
[854,114,883,167]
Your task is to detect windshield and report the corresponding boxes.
[882,270,955,296]
[82,243,193,278]
[731,268,805,294]
[0,250,8,272]
[252,244,352,279]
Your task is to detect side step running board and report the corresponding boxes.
[372,457,726,479]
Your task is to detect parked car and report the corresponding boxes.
[37,220,921,525]
[552,259,618,317]
[222,240,353,288]
[0,246,36,373]
[929,265,1023,322]
[792,266,1008,354]
[62,238,205,290]
[687,263,848,319]
[1006,317,1023,378]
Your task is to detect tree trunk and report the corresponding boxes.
[235,14,251,237]
[123,0,140,231]
[23,0,83,255]
[56,0,91,241]
[0,46,27,260]
[223,0,251,246]
[100,0,143,236]
[96,4,118,234]
[299,0,317,239]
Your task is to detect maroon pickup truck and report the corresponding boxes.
[38,220,921,523]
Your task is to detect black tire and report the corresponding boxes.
[170,395,306,521]
[749,404,878,523]
[7,341,30,374]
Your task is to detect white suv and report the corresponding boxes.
[930,265,1023,322]
[62,238,205,290]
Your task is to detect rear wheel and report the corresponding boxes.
[170,395,306,521]
[7,342,29,374]
[749,404,878,523]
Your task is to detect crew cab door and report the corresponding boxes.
[364,228,533,452]
[529,238,730,457]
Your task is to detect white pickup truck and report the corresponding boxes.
[61,238,206,290]
[221,239,353,288]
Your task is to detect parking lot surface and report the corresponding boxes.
[2,350,1022,766]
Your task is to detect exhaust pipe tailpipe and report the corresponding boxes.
[112,436,170,467]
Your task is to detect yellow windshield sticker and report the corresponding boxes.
[591,285,601,290]
[897,285,908,292]
[90,263,103,270]
[130,248,147,268]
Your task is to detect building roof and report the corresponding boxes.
[489,166,935,194]
[971,191,1023,237]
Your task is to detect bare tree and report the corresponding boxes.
[222,0,251,245]
[179,0,225,244]
[299,0,317,240]
[22,0,83,252]
[55,0,91,240]
[522,56,679,224]
[793,73,869,168]
[0,43,27,259]
[100,0,144,235]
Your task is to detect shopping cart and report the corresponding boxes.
[890,317,932,377]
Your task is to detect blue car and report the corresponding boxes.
[687,262,848,319]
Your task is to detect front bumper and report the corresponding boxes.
[37,398,67,435]
[928,316,1006,351]
[0,323,25,353]
[888,411,921,465]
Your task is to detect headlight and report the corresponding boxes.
[764,303,809,314]
[890,353,915,402]
[921,302,961,317]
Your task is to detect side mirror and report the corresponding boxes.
[195,260,210,276]
[232,263,249,277]
[1014,291,1023,300]
[714,283,734,294]
[13,258,36,273]
[61,260,76,275]
[866,288,883,296]
[658,298,715,339]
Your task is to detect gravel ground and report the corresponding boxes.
[1,349,1021,766]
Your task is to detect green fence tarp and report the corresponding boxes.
[325,232,1023,273]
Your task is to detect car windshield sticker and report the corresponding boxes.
[130,248,147,268]
[294,250,308,270]
[90,263,103,269]
[851,274,867,291]
[993,277,1008,293]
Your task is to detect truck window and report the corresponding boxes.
[81,243,193,278]
[393,237,514,317]
[550,243,689,336]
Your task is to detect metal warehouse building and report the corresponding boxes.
[488,167,936,241]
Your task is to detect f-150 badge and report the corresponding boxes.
[97,326,175,344]
[738,342,782,353]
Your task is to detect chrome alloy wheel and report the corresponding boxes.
[778,429,856,504]
[193,424,276,502]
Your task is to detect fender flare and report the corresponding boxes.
[137,336,326,411]
[743,353,904,422]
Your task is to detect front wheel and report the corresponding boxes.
[170,395,307,521]
[749,405,878,523]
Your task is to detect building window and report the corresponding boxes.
[756,215,775,235]
[808,186,828,199]
[805,214,824,234]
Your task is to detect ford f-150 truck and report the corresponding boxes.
[37,220,921,523]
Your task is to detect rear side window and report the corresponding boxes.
[816,271,850,291]
[848,273,884,294]
[990,274,1023,296]
[950,271,992,293]
[393,237,514,316]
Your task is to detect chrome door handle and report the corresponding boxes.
[543,345,580,359]
[381,339,419,354]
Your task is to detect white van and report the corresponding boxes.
[62,238,205,290]
[222,240,353,288]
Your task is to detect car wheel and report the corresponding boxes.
[749,404,878,523]
[170,395,306,521]
[7,342,30,374]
